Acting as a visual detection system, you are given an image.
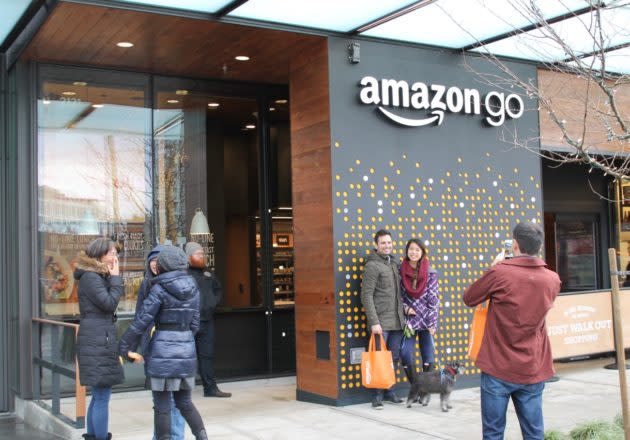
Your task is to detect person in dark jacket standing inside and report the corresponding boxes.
[186,242,231,398]
[74,238,124,440]
[360,229,405,410]
[119,245,208,440]
[134,245,185,440]
[464,222,561,440]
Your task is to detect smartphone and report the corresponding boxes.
[504,239,514,259]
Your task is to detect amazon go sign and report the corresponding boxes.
[358,76,524,127]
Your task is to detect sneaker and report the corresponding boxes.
[383,393,403,404]
[371,397,384,410]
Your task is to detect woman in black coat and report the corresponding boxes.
[119,245,207,440]
[74,238,124,440]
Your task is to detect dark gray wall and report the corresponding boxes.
[327,37,542,403]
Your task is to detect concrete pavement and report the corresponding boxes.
[19,356,627,439]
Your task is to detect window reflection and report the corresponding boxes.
[38,68,152,317]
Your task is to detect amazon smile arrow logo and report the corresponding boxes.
[359,76,524,127]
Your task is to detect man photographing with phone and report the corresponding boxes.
[464,222,561,440]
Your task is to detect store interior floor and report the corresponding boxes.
[19,356,629,439]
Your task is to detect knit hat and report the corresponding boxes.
[157,245,188,272]
[185,242,203,257]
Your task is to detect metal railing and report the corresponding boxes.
[31,317,86,429]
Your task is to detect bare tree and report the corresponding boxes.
[443,0,629,179]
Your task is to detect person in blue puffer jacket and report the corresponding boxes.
[119,245,207,440]
[133,245,185,440]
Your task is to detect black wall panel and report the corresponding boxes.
[327,38,542,403]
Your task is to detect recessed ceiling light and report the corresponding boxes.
[175,89,188,95]
[92,104,104,108]
[208,102,220,108]
[117,42,134,48]
[235,55,250,61]
[245,124,256,129]
[167,99,179,104]
[73,81,87,86]
[62,91,76,96]
[275,99,287,104]
[269,107,276,111]
[42,99,51,105]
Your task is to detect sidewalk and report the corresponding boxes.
[34,356,627,439]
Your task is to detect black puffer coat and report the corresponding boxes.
[188,267,222,321]
[74,253,125,387]
[119,270,200,378]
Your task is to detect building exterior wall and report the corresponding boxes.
[327,37,543,404]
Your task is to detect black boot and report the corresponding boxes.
[81,435,95,440]
[203,385,232,398]
[195,429,209,440]
[403,365,415,384]
[423,362,435,372]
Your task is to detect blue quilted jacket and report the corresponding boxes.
[120,270,200,378]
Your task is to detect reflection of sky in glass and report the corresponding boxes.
[154,109,183,139]
[362,0,590,48]
[229,0,417,32]
[38,99,151,221]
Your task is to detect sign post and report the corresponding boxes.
[608,248,630,439]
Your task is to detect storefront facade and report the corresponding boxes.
[1,0,628,412]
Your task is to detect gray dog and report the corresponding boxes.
[406,362,465,412]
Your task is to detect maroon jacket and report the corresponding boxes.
[464,256,561,384]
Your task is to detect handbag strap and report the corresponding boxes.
[368,333,388,352]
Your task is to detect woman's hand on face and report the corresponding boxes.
[127,351,143,364]
[109,256,120,276]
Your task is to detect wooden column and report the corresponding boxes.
[290,38,338,401]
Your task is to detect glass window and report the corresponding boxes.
[38,66,152,318]
[229,0,418,32]
[362,0,591,49]
[268,96,294,306]
[114,0,234,13]
[0,0,31,46]
[555,217,598,292]
[154,80,262,308]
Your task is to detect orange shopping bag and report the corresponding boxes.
[467,301,489,361]
[361,334,396,389]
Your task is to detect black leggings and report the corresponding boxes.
[153,390,204,438]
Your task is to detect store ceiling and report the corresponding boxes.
[3,0,629,76]
[19,2,319,84]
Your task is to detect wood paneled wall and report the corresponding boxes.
[538,69,630,155]
[290,38,338,400]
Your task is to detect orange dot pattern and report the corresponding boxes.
[333,147,542,391]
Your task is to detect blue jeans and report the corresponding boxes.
[371,330,403,398]
[480,372,545,440]
[87,386,111,440]
[400,329,435,369]
[152,393,186,440]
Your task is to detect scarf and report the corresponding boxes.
[401,257,429,299]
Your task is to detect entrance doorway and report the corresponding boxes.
[154,76,295,378]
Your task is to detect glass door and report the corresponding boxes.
[554,215,600,292]
[153,77,294,378]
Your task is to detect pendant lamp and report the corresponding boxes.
[77,209,100,235]
[190,208,210,235]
